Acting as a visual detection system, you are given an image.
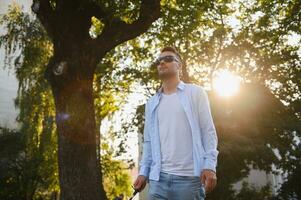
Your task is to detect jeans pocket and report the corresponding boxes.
[148,180,165,200]
[192,186,206,200]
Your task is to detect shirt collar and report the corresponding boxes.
[157,80,185,95]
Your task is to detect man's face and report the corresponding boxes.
[155,51,181,80]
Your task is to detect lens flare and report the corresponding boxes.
[212,69,241,97]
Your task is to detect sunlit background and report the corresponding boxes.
[0,0,300,200]
[212,69,241,97]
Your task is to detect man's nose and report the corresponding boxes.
[159,60,167,65]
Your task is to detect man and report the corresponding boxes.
[134,47,218,200]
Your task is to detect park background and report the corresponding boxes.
[0,0,300,199]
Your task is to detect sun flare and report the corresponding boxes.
[212,69,241,97]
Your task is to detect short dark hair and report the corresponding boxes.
[161,46,182,63]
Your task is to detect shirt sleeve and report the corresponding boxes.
[138,102,152,178]
[198,87,219,172]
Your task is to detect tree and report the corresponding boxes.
[0,3,151,199]
[0,127,27,200]
[0,5,59,199]
[29,1,160,199]
[207,83,300,200]
[129,0,301,198]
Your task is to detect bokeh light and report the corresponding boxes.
[212,69,241,97]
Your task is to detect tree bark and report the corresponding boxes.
[46,44,107,200]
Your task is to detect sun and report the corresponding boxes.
[212,69,241,97]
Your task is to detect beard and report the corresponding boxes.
[158,69,177,80]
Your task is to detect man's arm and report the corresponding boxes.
[198,87,219,172]
[197,87,218,193]
[134,103,152,191]
[138,103,152,177]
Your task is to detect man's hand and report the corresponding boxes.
[200,169,217,194]
[133,175,147,192]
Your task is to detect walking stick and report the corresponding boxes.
[129,187,139,200]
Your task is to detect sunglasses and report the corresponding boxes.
[153,55,179,66]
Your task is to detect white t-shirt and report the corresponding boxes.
[157,92,194,176]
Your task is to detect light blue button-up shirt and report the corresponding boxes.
[139,81,219,181]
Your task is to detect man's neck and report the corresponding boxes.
[162,77,181,94]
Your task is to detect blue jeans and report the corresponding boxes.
[148,172,206,200]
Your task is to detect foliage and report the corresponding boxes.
[235,181,274,200]
[0,4,134,199]
[101,129,132,199]
[0,4,58,199]
[128,0,301,199]
[0,0,300,199]
[0,127,26,200]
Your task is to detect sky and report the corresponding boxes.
[0,0,33,129]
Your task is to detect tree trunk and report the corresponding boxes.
[46,45,107,200]
[31,1,161,198]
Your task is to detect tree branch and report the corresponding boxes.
[93,0,161,55]
[85,1,108,20]
[31,0,57,40]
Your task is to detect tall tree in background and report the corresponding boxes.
[1,2,161,199]
[0,4,141,199]
[30,1,160,199]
